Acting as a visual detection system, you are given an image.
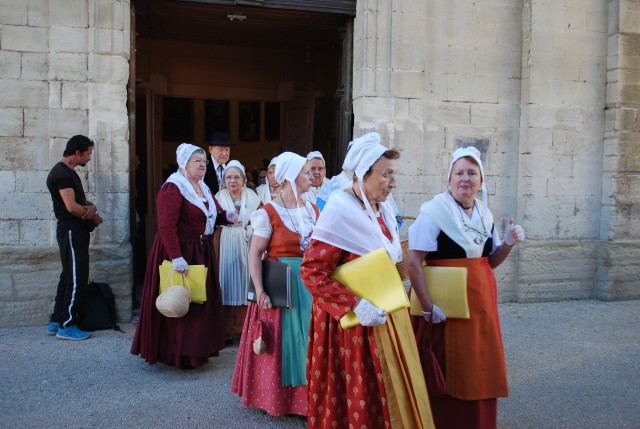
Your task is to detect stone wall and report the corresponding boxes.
[0,0,132,327]
[353,0,639,301]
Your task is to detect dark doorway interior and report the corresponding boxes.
[130,0,354,296]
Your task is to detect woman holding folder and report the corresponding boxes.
[407,146,525,429]
[231,152,318,416]
[300,133,434,429]
[131,143,235,368]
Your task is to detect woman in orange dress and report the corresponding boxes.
[301,133,434,429]
[231,152,318,416]
[407,146,525,429]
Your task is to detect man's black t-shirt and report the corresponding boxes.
[47,162,89,229]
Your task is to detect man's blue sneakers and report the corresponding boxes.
[47,322,59,335]
[56,325,91,340]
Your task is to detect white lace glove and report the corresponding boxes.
[505,218,525,246]
[226,210,239,224]
[172,257,188,273]
[353,299,387,327]
[423,304,446,324]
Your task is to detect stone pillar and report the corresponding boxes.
[598,0,640,300]
[0,0,132,326]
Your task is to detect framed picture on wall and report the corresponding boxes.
[239,101,260,142]
[162,97,193,140]
[205,99,231,139]
[265,102,280,141]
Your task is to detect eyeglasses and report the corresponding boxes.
[372,169,397,184]
[190,158,209,165]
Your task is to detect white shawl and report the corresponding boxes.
[165,172,217,235]
[216,187,262,228]
[311,190,402,263]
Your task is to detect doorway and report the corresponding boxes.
[129,0,355,294]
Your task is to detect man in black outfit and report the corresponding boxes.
[46,135,103,340]
[203,132,233,193]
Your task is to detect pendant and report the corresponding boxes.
[474,237,482,245]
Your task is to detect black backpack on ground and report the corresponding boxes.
[78,282,121,332]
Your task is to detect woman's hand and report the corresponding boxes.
[505,218,525,246]
[226,210,239,224]
[258,291,273,310]
[353,298,387,326]
[172,257,188,274]
[423,304,446,324]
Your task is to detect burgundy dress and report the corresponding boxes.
[131,183,228,368]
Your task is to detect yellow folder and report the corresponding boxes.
[330,248,410,329]
[409,266,469,319]
[159,260,208,304]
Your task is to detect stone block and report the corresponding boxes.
[48,108,89,139]
[425,101,470,126]
[91,0,128,30]
[24,108,49,137]
[427,0,476,23]
[391,42,425,71]
[0,51,21,79]
[391,70,425,99]
[456,22,499,50]
[49,81,62,109]
[552,129,605,156]
[0,273,12,299]
[425,18,457,46]
[448,75,499,103]
[619,5,640,33]
[19,219,52,246]
[48,53,88,82]
[89,28,129,55]
[0,171,16,193]
[50,0,88,27]
[475,49,522,78]
[15,170,48,193]
[470,104,520,128]
[0,137,50,170]
[21,53,49,81]
[14,270,54,298]
[27,0,49,27]
[0,80,49,109]
[392,11,426,43]
[61,82,89,110]
[596,241,640,300]
[498,78,521,104]
[0,1,28,25]
[0,193,50,220]
[0,299,53,327]
[425,72,448,101]
[0,220,20,244]
[0,25,48,53]
[0,108,24,137]
[579,55,606,83]
[426,44,476,75]
[50,27,88,54]
[619,83,640,105]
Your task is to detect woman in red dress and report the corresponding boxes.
[131,143,235,368]
[231,152,318,416]
[407,146,525,429]
[300,133,435,429]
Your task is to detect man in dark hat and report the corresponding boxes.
[46,135,103,340]
[204,132,233,193]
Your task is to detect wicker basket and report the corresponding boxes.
[156,283,191,318]
[395,216,416,282]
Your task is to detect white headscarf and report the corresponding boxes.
[165,143,217,234]
[312,132,401,262]
[269,156,278,168]
[448,146,488,213]
[224,159,246,182]
[176,143,201,170]
[275,152,311,240]
[307,151,325,163]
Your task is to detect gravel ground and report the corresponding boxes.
[0,299,638,429]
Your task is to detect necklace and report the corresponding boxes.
[456,201,488,245]
[280,195,316,246]
[351,187,379,216]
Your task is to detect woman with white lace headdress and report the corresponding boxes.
[231,152,318,417]
[131,143,236,368]
[215,160,263,344]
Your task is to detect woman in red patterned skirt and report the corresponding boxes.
[407,146,525,429]
[301,133,435,429]
[231,152,318,416]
